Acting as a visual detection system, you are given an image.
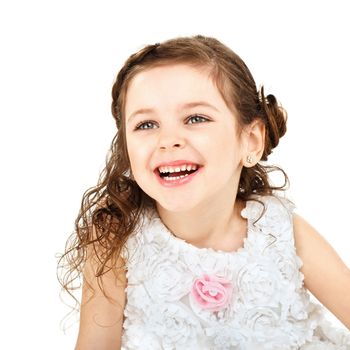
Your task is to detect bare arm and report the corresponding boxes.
[75,227,127,350]
[293,213,350,329]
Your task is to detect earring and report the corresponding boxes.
[246,155,253,164]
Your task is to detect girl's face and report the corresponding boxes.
[124,64,245,213]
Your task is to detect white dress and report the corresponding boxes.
[120,195,350,349]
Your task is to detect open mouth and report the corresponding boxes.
[158,167,199,178]
[155,163,203,181]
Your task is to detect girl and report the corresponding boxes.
[58,35,350,349]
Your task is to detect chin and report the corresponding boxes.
[155,197,199,214]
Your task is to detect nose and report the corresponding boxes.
[160,142,183,150]
[158,128,186,150]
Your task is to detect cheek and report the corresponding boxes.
[127,137,151,171]
[217,143,243,173]
[125,137,139,169]
[212,128,242,155]
[128,147,142,169]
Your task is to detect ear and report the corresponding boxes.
[241,119,265,167]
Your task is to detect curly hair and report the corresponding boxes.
[57,34,289,322]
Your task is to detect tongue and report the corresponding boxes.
[168,169,196,177]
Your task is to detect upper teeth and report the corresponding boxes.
[158,164,199,173]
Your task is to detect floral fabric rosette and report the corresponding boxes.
[190,274,234,312]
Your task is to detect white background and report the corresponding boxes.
[0,0,349,348]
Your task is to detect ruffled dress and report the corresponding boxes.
[120,195,350,349]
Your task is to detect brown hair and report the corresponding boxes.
[57,35,289,320]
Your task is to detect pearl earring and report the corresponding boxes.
[247,155,253,164]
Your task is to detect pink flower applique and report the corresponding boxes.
[191,274,233,312]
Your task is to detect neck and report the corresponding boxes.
[155,190,247,251]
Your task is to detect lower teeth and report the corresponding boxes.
[163,174,189,181]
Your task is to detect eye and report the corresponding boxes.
[187,114,209,124]
[133,114,209,131]
[134,120,157,130]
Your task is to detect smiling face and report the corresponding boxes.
[124,64,246,214]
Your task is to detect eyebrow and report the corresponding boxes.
[126,101,220,124]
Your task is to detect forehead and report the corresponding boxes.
[124,64,229,118]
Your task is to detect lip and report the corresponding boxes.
[154,164,203,188]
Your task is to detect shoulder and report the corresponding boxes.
[292,212,349,278]
[292,213,341,271]
[76,223,128,349]
[76,253,127,349]
[292,213,350,329]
